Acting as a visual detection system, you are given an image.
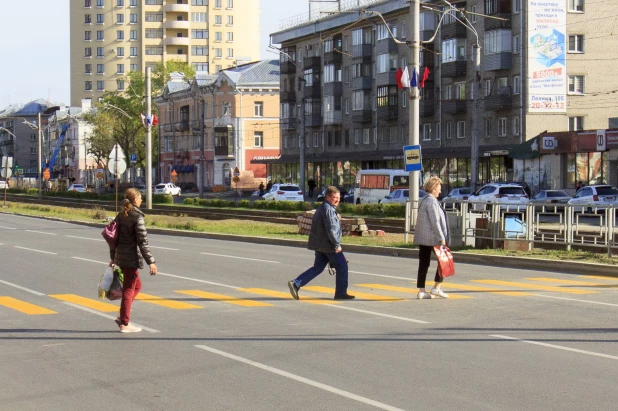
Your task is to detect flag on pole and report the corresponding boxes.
[395,67,404,89]
[140,113,146,128]
[400,67,410,89]
[421,67,430,88]
[146,115,151,126]
[410,67,418,88]
[152,114,159,126]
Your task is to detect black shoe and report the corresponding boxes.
[333,294,355,300]
[288,280,299,300]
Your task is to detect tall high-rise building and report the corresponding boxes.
[70,0,260,106]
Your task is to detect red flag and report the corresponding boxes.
[395,67,403,89]
[420,67,430,88]
[152,114,159,126]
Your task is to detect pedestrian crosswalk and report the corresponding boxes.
[2,275,618,316]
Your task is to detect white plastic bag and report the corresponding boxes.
[97,267,114,299]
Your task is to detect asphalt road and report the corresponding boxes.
[1,213,617,410]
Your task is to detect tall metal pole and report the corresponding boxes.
[470,45,481,191]
[146,66,153,210]
[37,112,42,200]
[199,98,205,198]
[300,79,306,196]
[408,0,420,226]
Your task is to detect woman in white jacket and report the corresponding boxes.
[414,176,450,299]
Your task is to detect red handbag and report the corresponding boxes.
[433,246,455,278]
[101,219,119,249]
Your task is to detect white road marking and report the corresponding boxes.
[149,246,179,251]
[534,294,618,307]
[194,344,406,411]
[65,235,105,241]
[71,257,108,265]
[62,302,159,333]
[0,279,46,296]
[14,246,57,255]
[350,270,410,281]
[25,230,56,235]
[200,252,280,264]
[0,225,16,230]
[157,272,238,289]
[328,305,430,324]
[491,334,618,361]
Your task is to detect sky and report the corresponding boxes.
[0,0,309,109]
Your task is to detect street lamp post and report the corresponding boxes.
[101,103,135,184]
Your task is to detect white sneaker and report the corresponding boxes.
[430,288,449,298]
[120,323,142,333]
[417,291,433,299]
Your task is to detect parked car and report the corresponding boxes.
[496,181,532,197]
[154,182,181,196]
[441,187,473,209]
[317,186,349,202]
[380,189,427,205]
[67,184,87,192]
[468,183,529,210]
[184,182,197,192]
[0,180,9,189]
[530,190,572,210]
[343,187,356,203]
[262,183,304,202]
[568,184,618,213]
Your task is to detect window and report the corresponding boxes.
[145,0,163,3]
[401,21,407,38]
[215,0,221,6]
[130,0,137,6]
[130,63,138,71]
[513,117,520,136]
[485,0,497,14]
[457,120,465,138]
[377,86,397,107]
[568,0,584,12]
[441,38,466,62]
[130,30,137,40]
[254,102,263,117]
[376,53,397,73]
[117,47,124,56]
[97,47,104,57]
[216,64,222,72]
[192,0,206,4]
[116,14,124,24]
[85,14,92,24]
[485,118,491,138]
[146,28,163,38]
[215,48,222,57]
[97,80,104,91]
[435,123,441,140]
[192,62,208,72]
[117,0,124,6]
[116,30,124,40]
[512,35,520,53]
[130,13,137,23]
[85,64,92,74]
[227,15,233,25]
[345,98,349,114]
[323,64,341,83]
[402,92,407,108]
[227,0,233,7]
[443,85,452,100]
[96,14,104,24]
[354,129,360,145]
[569,116,584,131]
[484,79,491,96]
[222,102,230,116]
[192,45,207,55]
[192,29,208,39]
[215,31,222,41]
[117,80,125,90]
[96,0,103,6]
[192,12,207,22]
[423,124,431,141]
[97,63,104,73]
[568,35,584,52]
[227,48,233,58]
[145,13,163,22]
[513,76,520,94]
[215,15,222,25]
[254,132,263,147]
[484,30,512,55]
[568,75,584,94]
[446,121,452,139]
[455,82,466,100]
[226,32,233,42]
[85,31,92,40]
[362,128,370,144]
[314,132,320,147]
[513,0,521,13]
[97,30,104,40]
[498,117,507,136]
[376,22,396,41]
[471,5,477,23]
[85,81,93,91]
[85,0,91,7]
[117,64,124,74]
[145,47,163,55]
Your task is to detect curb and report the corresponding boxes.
[7,212,618,279]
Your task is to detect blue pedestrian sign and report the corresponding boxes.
[130,153,137,163]
[403,145,422,172]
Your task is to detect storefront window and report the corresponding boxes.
[568,152,608,187]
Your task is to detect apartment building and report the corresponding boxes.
[70,0,260,106]
[266,0,618,194]
[155,60,280,187]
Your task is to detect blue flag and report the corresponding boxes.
[411,67,418,88]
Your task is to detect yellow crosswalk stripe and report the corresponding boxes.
[302,286,405,302]
[579,275,618,282]
[0,296,57,315]
[176,290,272,307]
[526,277,618,287]
[471,280,597,294]
[437,283,530,297]
[134,293,203,309]
[49,294,118,312]
[239,288,339,305]
[355,284,472,299]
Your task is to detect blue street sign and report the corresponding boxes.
[130,153,137,163]
[403,145,422,172]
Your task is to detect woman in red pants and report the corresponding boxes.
[109,188,157,333]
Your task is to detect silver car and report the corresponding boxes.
[441,187,473,210]
[380,189,427,205]
[529,190,571,211]
[568,185,618,213]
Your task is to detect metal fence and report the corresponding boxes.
[406,201,618,257]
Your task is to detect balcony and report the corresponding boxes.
[303,56,321,70]
[324,50,342,65]
[191,120,202,131]
[482,52,512,71]
[441,23,467,39]
[280,60,297,75]
[323,111,342,125]
[485,13,512,31]
[165,53,188,62]
[376,38,398,55]
[485,88,513,111]
[442,60,466,78]
[280,90,297,103]
[304,84,322,98]
[323,82,342,96]
[280,117,297,130]
[376,71,397,87]
[165,20,190,30]
[351,76,372,90]
[215,145,233,156]
[377,106,398,121]
[163,124,173,132]
[215,116,234,127]
[305,114,322,128]
[352,44,372,59]
[352,109,372,123]
[165,37,190,46]
[165,3,190,12]
[442,100,467,115]
[174,121,189,131]
[420,100,435,117]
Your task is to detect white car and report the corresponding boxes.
[441,187,473,210]
[0,180,9,189]
[380,189,427,205]
[67,184,87,192]
[468,183,529,210]
[262,184,304,202]
[154,182,181,196]
[567,184,618,213]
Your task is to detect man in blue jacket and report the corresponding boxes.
[288,186,355,300]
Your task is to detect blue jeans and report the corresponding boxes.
[294,251,349,296]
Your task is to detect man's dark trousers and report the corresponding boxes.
[294,251,348,295]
